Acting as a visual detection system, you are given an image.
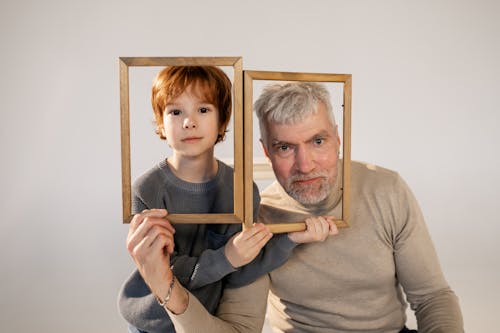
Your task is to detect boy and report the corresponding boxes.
[118,66,337,333]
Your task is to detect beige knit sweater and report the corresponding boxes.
[169,161,464,333]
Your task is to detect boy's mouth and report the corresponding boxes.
[182,136,202,143]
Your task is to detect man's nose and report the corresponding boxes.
[183,116,196,129]
[294,146,314,173]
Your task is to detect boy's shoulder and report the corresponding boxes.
[216,159,233,172]
[132,160,169,193]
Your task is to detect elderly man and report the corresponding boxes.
[130,82,464,333]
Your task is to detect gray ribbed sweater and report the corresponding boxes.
[118,159,296,333]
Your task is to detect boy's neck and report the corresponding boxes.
[167,154,218,183]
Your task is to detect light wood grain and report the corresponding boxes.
[232,58,245,223]
[119,57,241,67]
[243,71,254,229]
[267,220,349,234]
[342,76,352,225]
[119,59,132,222]
[244,70,351,83]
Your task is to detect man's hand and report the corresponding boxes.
[224,223,273,268]
[287,216,338,243]
[126,209,176,300]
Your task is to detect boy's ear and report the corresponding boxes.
[160,126,166,138]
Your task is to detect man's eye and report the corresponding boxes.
[314,137,324,145]
[199,107,209,113]
[278,144,289,151]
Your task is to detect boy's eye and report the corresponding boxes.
[199,107,209,113]
[169,109,181,116]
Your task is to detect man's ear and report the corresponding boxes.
[335,125,341,146]
[260,139,271,159]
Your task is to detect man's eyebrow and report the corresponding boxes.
[271,139,291,146]
[312,130,332,137]
[306,130,332,141]
[271,130,333,145]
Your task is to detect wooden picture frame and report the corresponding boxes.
[119,57,245,224]
[243,70,352,233]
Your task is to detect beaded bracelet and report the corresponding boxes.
[156,275,176,308]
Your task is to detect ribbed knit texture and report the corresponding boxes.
[168,161,464,333]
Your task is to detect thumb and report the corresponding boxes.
[143,208,168,218]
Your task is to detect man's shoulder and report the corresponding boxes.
[350,161,408,196]
[259,181,282,201]
[351,160,400,181]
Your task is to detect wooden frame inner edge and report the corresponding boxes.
[243,70,351,233]
[119,57,245,224]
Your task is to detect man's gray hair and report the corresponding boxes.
[254,82,336,144]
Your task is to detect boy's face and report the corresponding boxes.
[161,84,220,158]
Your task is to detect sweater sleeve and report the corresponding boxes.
[121,195,239,332]
[171,245,237,289]
[118,243,238,332]
[133,184,238,289]
[392,176,464,333]
[224,182,297,287]
[118,270,175,333]
[169,275,270,333]
[225,233,297,288]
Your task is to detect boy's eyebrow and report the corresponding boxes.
[165,101,216,107]
[165,102,181,107]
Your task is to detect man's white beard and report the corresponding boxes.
[285,171,332,205]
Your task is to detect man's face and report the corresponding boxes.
[261,102,341,205]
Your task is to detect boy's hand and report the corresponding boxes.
[224,223,273,268]
[288,216,338,244]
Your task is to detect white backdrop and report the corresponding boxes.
[0,0,498,332]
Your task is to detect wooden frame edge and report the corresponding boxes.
[243,70,352,233]
[119,57,245,224]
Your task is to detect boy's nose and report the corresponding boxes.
[183,117,196,129]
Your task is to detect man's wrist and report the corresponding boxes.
[153,274,190,315]
[155,274,176,307]
[166,279,190,315]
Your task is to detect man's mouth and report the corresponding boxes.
[292,177,322,185]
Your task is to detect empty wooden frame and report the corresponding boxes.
[120,58,351,233]
[243,71,352,233]
[119,57,245,224]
